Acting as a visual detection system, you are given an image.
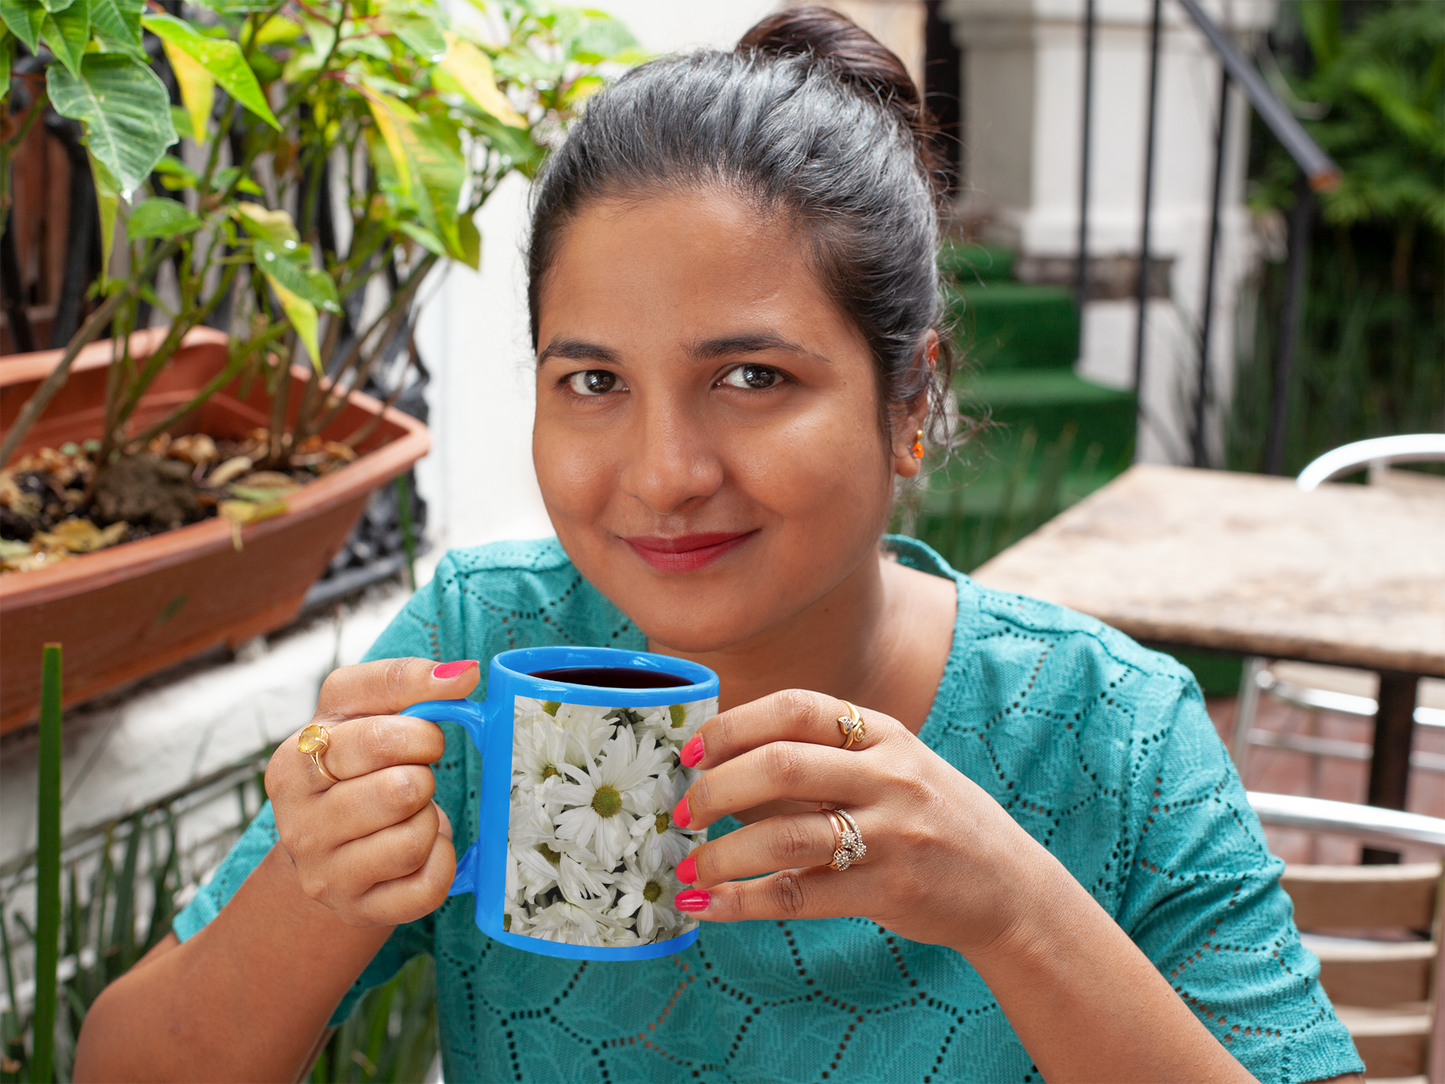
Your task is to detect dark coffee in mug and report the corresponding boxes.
[527,666,695,689]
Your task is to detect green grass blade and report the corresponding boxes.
[33,643,63,1084]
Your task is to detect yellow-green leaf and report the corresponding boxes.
[235,201,299,243]
[364,87,415,203]
[40,0,88,78]
[88,150,119,274]
[263,276,320,371]
[142,13,280,131]
[162,38,214,143]
[439,33,526,129]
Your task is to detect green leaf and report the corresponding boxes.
[142,13,279,130]
[47,53,177,195]
[365,90,468,259]
[252,238,340,313]
[0,29,11,89]
[266,278,319,370]
[40,0,76,13]
[1,0,45,54]
[127,197,202,240]
[87,0,143,56]
[234,200,298,242]
[89,150,119,272]
[160,37,215,142]
[40,0,88,78]
[154,154,201,190]
[381,8,446,61]
[439,33,526,127]
[456,211,480,270]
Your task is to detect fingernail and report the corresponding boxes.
[672,795,691,828]
[680,734,705,768]
[674,889,710,913]
[676,856,697,884]
[432,660,479,680]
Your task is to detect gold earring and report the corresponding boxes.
[910,429,924,459]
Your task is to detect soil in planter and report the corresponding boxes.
[0,429,358,573]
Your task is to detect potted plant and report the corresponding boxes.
[0,0,638,729]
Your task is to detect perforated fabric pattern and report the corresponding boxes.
[175,536,1362,1083]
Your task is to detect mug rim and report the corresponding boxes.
[492,645,718,704]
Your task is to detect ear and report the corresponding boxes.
[892,330,939,480]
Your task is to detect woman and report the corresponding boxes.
[76,9,1363,1082]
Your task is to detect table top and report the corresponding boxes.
[970,464,1445,677]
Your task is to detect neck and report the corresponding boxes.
[648,546,912,721]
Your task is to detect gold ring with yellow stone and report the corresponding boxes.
[298,724,341,784]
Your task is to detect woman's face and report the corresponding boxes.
[532,190,919,654]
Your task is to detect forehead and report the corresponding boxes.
[535,190,861,355]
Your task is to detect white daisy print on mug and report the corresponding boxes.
[506,694,715,947]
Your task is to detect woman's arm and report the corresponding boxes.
[74,847,392,1082]
[674,691,1260,1084]
[73,657,475,1082]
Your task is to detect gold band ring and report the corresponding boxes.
[836,699,866,750]
[297,724,341,784]
[818,807,866,871]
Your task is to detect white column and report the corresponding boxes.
[944,0,1274,464]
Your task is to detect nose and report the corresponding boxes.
[618,396,724,516]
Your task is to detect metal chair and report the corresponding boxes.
[1249,792,1445,1081]
[1230,435,1445,776]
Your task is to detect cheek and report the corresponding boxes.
[532,418,618,525]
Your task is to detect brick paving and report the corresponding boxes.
[1206,695,1445,866]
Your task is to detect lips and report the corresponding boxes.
[623,531,758,573]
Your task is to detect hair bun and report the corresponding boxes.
[737,5,948,205]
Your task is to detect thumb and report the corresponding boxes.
[434,801,454,842]
[316,657,482,720]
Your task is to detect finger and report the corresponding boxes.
[314,763,438,842]
[273,714,446,802]
[331,799,442,887]
[681,743,874,830]
[353,823,457,926]
[685,689,891,769]
[316,656,481,721]
[684,809,848,888]
[678,866,850,924]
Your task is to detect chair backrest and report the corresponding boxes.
[1249,793,1445,1081]
[1295,433,1445,492]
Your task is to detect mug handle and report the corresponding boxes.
[400,698,489,900]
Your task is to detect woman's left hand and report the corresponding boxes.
[671,689,1050,957]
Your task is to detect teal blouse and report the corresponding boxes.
[175,536,1363,1083]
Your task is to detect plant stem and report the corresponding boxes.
[32,644,63,1084]
[394,474,415,591]
[0,240,179,469]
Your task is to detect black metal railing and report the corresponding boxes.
[1074,0,1340,472]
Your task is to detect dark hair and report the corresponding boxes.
[527,6,957,451]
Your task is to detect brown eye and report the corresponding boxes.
[720,364,781,390]
[566,370,620,396]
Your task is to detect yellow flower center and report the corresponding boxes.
[542,764,560,780]
[643,881,662,903]
[592,785,622,817]
[538,844,563,865]
[654,812,670,834]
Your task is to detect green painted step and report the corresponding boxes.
[948,282,1079,372]
[960,370,1136,470]
[939,241,1015,283]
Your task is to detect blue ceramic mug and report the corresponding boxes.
[401,646,719,961]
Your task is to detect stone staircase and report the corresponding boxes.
[909,243,1137,572]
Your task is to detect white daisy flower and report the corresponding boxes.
[658,698,713,747]
[510,795,613,905]
[526,898,615,946]
[555,702,618,764]
[628,773,699,874]
[612,859,686,941]
[552,726,668,869]
[511,713,574,798]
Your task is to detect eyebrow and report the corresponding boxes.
[537,331,824,367]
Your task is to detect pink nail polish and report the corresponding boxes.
[673,795,691,828]
[680,734,705,768]
[432,660,479,680]
[674,889,710,913]
[676,856,697,884]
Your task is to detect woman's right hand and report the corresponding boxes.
[264,656,480,928]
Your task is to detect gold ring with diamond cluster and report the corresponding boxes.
[836,699,866,750]
[298,724,341,784]
[820,808,866,871]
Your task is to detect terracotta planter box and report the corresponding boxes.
[0,326,430,732]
